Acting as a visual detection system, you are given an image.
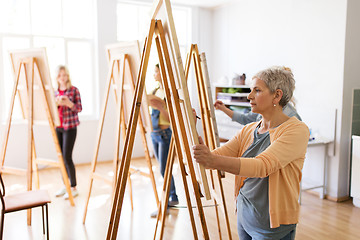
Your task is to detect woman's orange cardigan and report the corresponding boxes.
[213,117,309,228]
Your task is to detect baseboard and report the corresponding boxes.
[304,189,350,202]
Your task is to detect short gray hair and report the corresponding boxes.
[253,66,295,107]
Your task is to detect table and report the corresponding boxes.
[299,139,333,204]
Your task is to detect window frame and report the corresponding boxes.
[0,0,97,122]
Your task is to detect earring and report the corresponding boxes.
[273,104,276,107]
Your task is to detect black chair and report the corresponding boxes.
[0,173,51,240]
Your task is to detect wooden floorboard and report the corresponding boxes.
[2,159,360,239]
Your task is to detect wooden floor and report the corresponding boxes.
[2,159,360,240]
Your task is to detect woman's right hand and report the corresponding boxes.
[214,100,226,112]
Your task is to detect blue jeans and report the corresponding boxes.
[150,127,177,198]
[238,224,296,240]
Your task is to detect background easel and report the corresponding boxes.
[106,2,212,236]
[82,42,159,224]
[0,48,75,224]
[186,44,232,239]
[153,44,233,239]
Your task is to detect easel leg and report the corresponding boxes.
[27,61,34,225]
[0,63,22,169]
[113,86,123,192]
[138,121,160,207]
[119,102,135,210]
[83,60,115,223]
[154,138,173,238]
[34,59,74,206]
[32,132,40,190]
[155,138,198,240]
[217,171,232,239]
[155,23,209,239]
[154,37,199,239]
[175,145,198,239]
[124,54,159,207]
[210,171,222,239]
[106,20,156,240]
[127,174,134,211]
[120,107,134,211]
[156,139,174,240]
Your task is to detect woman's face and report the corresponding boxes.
[57,69,68,86]
[247,78,275,114]
[154,66,161,82]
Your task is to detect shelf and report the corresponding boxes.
[214,84,251,139]
[215,85,251,108]
[214,84,250,89]
[222,101,250,107]
[217,92,249,97]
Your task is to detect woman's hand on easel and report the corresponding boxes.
[193,136,215,169]
[192,108,197,124]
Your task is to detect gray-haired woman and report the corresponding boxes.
[193,66,309,240]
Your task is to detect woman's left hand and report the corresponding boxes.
[58,95,74,108]
[192,108,197,123]
[148,95,165,110]
[193,136,215,169]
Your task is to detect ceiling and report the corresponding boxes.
[134,0,233,8]
[171,0,233,8]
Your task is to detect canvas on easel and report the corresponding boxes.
[0,48,75,218]
[9,49,60,126]
[184,44,233,239]
[106,41,152,132]
[82,41,159,224]
[150,1,210,198]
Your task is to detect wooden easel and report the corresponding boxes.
[106,18,212,239]
[0,55,75,224]
[187,44,232,239]
[82,50,159,224]
[153,44,233,240]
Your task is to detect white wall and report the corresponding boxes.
[209,0,349,198]
[188,7,213,132]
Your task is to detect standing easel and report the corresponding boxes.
[82,41,159,224]
[154,44,233,239]
[0,48,75,224]
[106,1,213,239]
[184,44,232,239]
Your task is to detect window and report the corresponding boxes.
[67,41,94,116]
[0,0,31,34]
[117,1,192,93]
[0,0,96,121]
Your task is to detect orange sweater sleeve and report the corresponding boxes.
[239,120,309,177]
